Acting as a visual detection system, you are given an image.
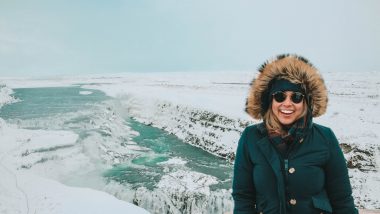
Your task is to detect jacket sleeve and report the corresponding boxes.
[324,128,358,214]
[232,128,256,214]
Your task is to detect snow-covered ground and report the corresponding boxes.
[0,84,20,108]
[1,70,380,212]
[0,86,149,214]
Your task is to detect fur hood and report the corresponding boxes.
[245,54,328,120]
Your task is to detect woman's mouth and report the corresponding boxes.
[280,109,294,114]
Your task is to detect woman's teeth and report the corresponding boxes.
[280,109,294,114]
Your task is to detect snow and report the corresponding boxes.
[0,118,149,214]
[0,85,19,108]
[157,170,218,196]
[77,72,253,160]
[1,70,380,211]
[79,91,93,95]
[157,157,187,166]
[2,172,148,214]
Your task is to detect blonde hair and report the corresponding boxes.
[264,100,308,136]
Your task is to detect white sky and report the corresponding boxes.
[0,0,379,77]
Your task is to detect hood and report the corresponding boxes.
[245,54,328,120]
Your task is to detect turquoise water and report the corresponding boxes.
[0,87,233,191]
[105,119,233,190]
[0,87,108,120]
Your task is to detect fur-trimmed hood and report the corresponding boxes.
[245,54,328,120]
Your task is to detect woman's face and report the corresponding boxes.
[271,91,305,126]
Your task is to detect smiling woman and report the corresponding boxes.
[232,54,358,214]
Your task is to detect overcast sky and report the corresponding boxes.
[0,0,379,77]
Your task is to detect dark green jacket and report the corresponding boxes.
[232,123,358,214]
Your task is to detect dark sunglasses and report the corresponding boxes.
[272,91,304,104]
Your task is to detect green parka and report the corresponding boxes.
[232,122,357,214]
[232,54,358,214]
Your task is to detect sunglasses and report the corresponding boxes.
[272,91,304,104]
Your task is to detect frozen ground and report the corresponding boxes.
[0,86,149,214]
[1,70,380,211]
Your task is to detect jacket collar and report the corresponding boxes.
[258,110,313,144]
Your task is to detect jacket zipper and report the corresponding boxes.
[284,159,289,176]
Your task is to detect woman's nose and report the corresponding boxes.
[282,95,292,105]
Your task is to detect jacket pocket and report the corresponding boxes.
[311,190,332,213]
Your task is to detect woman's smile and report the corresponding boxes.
[280,109,294,114]
[272,91,305,125]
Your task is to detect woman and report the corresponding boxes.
[232,54,358,214]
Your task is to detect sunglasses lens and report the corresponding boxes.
[291,92,304,103]
[273,92,286,102]
[272,91,304,103]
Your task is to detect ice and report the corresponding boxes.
[100,159,232,213]
[0,118,149,213]
[79,90,93,95]
[0,85,19,108]
[157,157,187,166]
[157,170,218,195]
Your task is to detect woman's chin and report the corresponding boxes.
[278,116,297,125]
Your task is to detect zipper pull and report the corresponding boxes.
[284,159,289,171]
